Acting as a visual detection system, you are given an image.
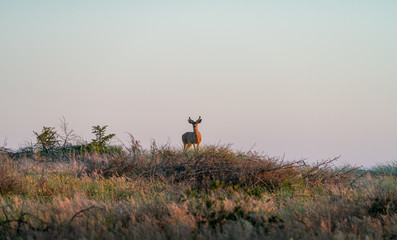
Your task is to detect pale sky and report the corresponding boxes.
[1,1,396,167]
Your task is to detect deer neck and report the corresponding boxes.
[193,125,201,141]
[193,125,200,135]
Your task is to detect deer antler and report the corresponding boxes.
[197,116,201,121]
[188,117,193,123]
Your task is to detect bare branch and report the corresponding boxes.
[58,116,78,148]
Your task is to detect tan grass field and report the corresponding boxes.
[1,145,396,239]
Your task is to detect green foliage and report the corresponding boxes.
[90,125,116,153]
[210,180,224,190]
[11,124,122,159]
[104,145,124,155]
[10,143,35,158]
[244,185,266,197]
[372,161,397,176]
[33,126,59,154]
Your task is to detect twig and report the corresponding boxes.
[59,206,101,234]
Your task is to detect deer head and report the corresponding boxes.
[188,116,202,127]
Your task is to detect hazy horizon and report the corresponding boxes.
[1,1,396,167]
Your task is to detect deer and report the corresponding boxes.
[182,116,202,151]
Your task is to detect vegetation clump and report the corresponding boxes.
[28,120,120,159]
[33,126,59,154]
[89,125,116,153]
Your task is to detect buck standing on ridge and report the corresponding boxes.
[182,116,202,151]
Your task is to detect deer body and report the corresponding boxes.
[182,116,202,151]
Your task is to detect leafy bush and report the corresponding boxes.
[90,125,116,153]
[33,126,59,154]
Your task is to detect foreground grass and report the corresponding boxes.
[1,146,396,239]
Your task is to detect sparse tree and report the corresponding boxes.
[58,117,79,149]
[34,127,59,154]
[90,125,115,152]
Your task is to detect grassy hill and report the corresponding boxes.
[1,144,396,239]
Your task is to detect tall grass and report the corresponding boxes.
[0,145,396,239]
[0,155,22,195]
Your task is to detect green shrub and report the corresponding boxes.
[90,125,116,153]
[372,161,397,176]
[34,126,59,154]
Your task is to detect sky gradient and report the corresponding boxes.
[1,1,396,167]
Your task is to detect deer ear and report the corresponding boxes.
[197,119,202,123]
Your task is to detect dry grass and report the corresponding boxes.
[0,145,396,239]
[0,155,22,195]
[93,144,359,190]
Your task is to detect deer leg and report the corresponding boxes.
[184,144,190,152]
[186,144,192,151]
